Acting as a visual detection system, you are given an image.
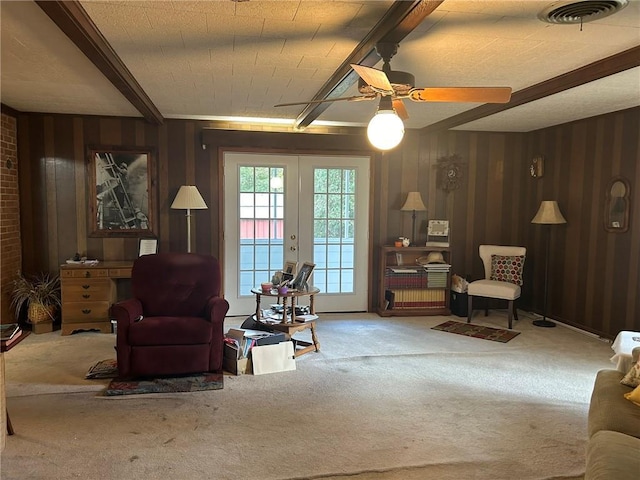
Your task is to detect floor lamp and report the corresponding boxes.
[400,192,427,246]
[531,200,566,327]
[170,185,208,253]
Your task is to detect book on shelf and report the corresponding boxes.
[388,288,446,309]
[0,323,21,342]
[390,268,419,273]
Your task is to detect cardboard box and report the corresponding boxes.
[223,343,252,375]
[227,328,286,346]
[251,341,296,375]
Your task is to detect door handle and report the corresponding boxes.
[82,309,92,314]
[290,246,297,251]
[82,294,90,299]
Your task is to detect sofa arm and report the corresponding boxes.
[586,430,640,480]
[588,369,640,439]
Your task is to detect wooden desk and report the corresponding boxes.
[250,287,321,357]
[1,329,30,447]
[60,261,132,335]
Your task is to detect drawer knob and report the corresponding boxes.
[82,285,90,289]
[81,309,92,314]
[82,294,90,299]
[84,272,91,278]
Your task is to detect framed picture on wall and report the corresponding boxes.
[87,146,156,237]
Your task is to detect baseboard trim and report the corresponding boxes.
[521,310,609,342]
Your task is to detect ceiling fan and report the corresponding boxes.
[274,42,512,123]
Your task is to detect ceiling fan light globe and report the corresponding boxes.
[367,111,404,151]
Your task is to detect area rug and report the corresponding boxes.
[86,360,224,395]
[431,320,520,343]
[85,359,118,379]
[104,373,224,396]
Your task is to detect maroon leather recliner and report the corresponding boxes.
[111,253,229,378]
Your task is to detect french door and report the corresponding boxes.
[223,152,370,316]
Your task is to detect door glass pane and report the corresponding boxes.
[312,167,356,294]
[238,166,284,296]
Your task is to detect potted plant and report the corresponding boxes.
[10,272,61,334]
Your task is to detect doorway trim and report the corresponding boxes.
[218,146,375,314]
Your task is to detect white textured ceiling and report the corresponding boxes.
[1,0,639,132]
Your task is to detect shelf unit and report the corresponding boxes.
[377,246,451,317]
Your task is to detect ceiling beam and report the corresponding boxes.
[294,0,443,130]
[422,45,640,133]
[35,1,163,125]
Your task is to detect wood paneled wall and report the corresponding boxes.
[413,107,640,338]
[523,108,640,336]
[15,107,640,338]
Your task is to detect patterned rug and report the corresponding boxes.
[85,359,118,379]
[431,320,520,343]
[86,359,224,396]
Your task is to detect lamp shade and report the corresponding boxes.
[531,200,566,224]
[171,185,208,210]
[401,192,427,211]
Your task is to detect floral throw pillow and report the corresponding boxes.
[621,360,640,388]
[490,255,525,286]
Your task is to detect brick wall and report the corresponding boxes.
[1,112,21,324]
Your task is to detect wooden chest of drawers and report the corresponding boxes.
[60,262,132,335]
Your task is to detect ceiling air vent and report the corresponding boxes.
[539,0,628,24]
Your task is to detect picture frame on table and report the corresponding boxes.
[284,260,298,275]
[138,238,158,256]
[87,146,156,237]
[291,262,315,291]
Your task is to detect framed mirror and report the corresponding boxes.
[604,176,630,233]
[87,146,156,237]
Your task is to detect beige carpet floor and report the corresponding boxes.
[0,312,614,480]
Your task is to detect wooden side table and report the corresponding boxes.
[250,287,321,357]
[266,320,320,357]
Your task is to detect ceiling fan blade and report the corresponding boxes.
[274,95,375,108]
[350,64,394,95]
[409,87,512,104]
[392,99,409,120]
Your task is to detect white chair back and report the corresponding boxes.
[479,245,527,280]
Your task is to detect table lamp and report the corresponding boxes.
[400,192,427,246]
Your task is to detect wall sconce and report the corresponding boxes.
[170,185,208,253]
[367,96,404,151]
[530,155,544,178]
